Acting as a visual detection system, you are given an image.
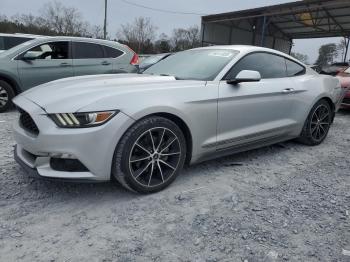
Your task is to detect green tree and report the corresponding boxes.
[315,43,338,66]
[171,25,200,52]
[154,33,171,53]
[337,38,348,62]
[291,52,309,64]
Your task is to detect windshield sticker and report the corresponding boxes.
[208,51,234,58]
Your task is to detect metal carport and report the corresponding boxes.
[201,0,350,61]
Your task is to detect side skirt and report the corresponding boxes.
[192,134,296,164]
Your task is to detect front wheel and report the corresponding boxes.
[297,99,333,146]
[113,116,187,193]
[0,80,15,113]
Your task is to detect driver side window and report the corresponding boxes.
[24,41,70,60]
[225,52,287,80]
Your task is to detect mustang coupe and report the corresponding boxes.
[13,46,343,193]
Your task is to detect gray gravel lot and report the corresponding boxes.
[0,110,349,262]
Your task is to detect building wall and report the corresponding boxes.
[201,20,292,54]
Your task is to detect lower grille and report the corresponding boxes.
[50,158,89,172]
[18,108,39,135]
[342,97,350,105]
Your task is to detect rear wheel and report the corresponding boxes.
[297,99,332,146]
[113,116,186,193]
[0,80,15,113]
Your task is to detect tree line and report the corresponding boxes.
[1,1,348,65]
[291,39,348,67]
[0,1,200,54]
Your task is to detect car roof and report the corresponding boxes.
[31,36,123,45]
[0,33,44,38]
[19,36,128,50]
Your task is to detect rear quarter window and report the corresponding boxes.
[104,46,123,58]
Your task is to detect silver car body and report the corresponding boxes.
[13,45,343,181]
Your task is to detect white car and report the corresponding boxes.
[13,45,343,193]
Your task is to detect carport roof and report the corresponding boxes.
[202,0,350,39]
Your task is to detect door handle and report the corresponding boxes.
[101,61,111,66]
[60,62,71,67]
[282,88,295,94]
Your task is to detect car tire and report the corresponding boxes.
[112,116,187,193]
[0,80,15,113]
[297,99,333,146]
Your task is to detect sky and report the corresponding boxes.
[1,0,343,63]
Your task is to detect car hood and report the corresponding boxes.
[16,74,204,113]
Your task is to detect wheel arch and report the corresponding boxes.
[0,73,21,95]
[319,96,336,122]
[140,112,193,165]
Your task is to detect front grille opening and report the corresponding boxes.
[50,158,89,172]
[18,108,39,135]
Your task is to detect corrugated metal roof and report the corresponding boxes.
[202,0,350,39]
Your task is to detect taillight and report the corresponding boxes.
[124,45,139,65]
[130,53,139,65]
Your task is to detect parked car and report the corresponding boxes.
[13,46,343,193]
[0,36,138,112]
[336,66,350,108]
[320,62,349,76]
[0,33,44,53]
[138,53,172,73]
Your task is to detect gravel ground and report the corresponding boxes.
[0,110,349,262]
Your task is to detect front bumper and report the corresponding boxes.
[13,96,135,181]
[14,145,102,183]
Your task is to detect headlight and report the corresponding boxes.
[49,111,119,128]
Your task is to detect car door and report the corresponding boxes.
[217,52,298,151]
[72,41,113,76]
[17,41,73,90]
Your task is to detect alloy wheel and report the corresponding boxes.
[0,86,9,108]
[129,127,181,188]
[310,104,331,141]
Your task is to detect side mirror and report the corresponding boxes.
[21,52,37,61]
[227,70,261,85]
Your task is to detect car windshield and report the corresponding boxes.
[144,49,239,81]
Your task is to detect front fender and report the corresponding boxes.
[126,105,192,129]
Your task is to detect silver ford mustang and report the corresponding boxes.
[13,45,343,193]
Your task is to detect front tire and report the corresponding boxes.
[0,80,15,113]
[113,116,187,193]
[297,99,333,146]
